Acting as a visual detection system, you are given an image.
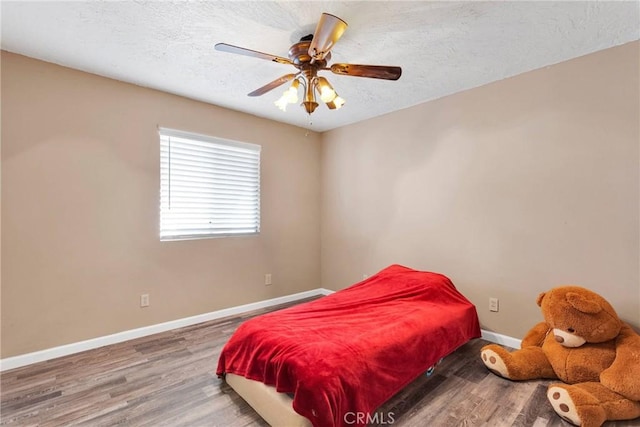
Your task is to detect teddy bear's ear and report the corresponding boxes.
[566,292,602,314]
[536,292,546,307]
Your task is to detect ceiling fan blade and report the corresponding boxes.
[329,63,402,80]
[308,13,348,61]
[215,43,292,65]
[248,74,298,97]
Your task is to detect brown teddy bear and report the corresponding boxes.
[480,286,640,427]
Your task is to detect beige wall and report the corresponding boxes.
[321,41,640,339]
[2,41,639,359]
[1,52,321,358]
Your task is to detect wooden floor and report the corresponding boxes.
[2,298,638,427]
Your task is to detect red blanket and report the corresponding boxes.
[216,265,481,427]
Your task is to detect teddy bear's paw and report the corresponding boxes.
[481,348,509,378]
[547,384,607,427]
[547,385,582,425]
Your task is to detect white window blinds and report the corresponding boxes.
[159,128,261,240]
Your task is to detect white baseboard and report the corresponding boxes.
[0,287,334,372]
[1,287,520,372]
[481,330,522,349]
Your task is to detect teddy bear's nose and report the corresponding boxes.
[555,335,564,343]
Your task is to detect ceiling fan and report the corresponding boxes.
[215,13,402,115]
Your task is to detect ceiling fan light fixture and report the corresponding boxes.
[286,79,300,103]
[274,79,301,111]
[327,96,345,110]
[315,77,337,103]
[274,94,289,111]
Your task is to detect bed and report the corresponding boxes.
[216,264,481,427]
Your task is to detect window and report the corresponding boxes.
[159,128,261,240]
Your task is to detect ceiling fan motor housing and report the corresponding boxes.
[288,40,330,67]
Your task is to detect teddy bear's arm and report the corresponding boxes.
[599,323,640,401]
[520,321,550,348]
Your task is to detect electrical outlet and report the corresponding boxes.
[265,273,272,286]
[489,297,499,312]
[140,294,150,307]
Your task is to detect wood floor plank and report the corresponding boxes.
[2,298,639,426]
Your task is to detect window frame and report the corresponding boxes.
[159,127,261,241]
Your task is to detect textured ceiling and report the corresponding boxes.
[1,1,638,132]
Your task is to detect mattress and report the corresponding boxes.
[226,373,311,427]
